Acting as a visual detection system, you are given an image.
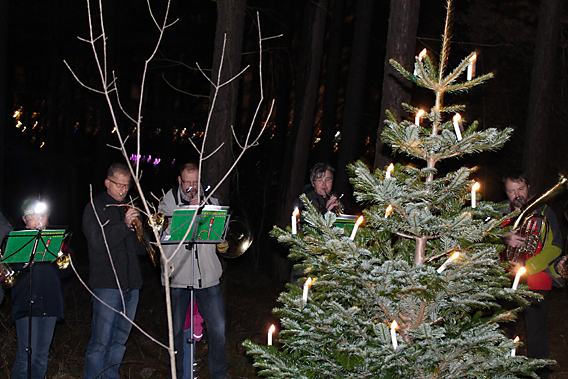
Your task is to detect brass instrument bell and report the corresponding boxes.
[221,220,253,258]
[56,252,71,270]
[0,262,19,289]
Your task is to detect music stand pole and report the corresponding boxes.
[186,206,229,379]
[186,207,202,379]
[26,231,41,379]
[165,204,229,379]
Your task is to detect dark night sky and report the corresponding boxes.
[1,0,567,252]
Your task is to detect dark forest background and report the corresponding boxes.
[0,0,567,281]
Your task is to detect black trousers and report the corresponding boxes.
[525,290,550,379]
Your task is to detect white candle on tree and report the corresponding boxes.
[386,163,394,179]
[437,251,460,274]
[414,48,427,75]
[350,216,364,240]
[453,113,462,141]
[471,182,480,208]
[512,266,526,290]
[415,109,425,126]
[467,53,477,80]
[302,277,313,304]
[385,204,393,218]
[268,324,276,346]
[291,207,299,235]
[390,320,398,349]
[511,336,520,357]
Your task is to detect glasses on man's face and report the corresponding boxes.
[181,179,199,187]
[108,179,131,190]
[315,177,332,183]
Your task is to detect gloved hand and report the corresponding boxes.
[217,241,229,253]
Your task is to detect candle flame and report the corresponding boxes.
[450,252,460,261]
[513,336,520,343]
[416,109,425,118]
[293,207,299,217]
[391,320,398,330]
[305,277,313,287]
[387,163,394,174]
[517,266,526,276]
[453,113,461,122]
[385,205,393,218]
[418,49,427,60]
[356,215,364,226]
[268,324,276,334]
[472,182,480,191]
[470,53,477,62]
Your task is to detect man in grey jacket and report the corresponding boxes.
[159,163,229,379]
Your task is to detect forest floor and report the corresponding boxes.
[1,252,568,378]
[0,250,285,379]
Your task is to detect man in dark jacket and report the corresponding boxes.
[83,163,146,379]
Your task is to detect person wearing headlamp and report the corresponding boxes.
[10,198,68,379]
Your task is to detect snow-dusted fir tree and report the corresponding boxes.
[244,1,551,377]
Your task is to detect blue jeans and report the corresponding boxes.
[170,285,228,379]
[83,288,139,379]
[12,316,57,379]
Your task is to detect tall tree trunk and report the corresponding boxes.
[374,0,421,170]
[203,0,246,204]
[335,0,374,212]
[522,0,563,194]
[319,0,345,164]
[276,0,329,228]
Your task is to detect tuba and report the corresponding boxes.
[506,175,567,262]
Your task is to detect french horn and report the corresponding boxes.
[221,219,253,258]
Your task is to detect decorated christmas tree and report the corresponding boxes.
[244,1,551,377]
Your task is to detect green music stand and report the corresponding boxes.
[2,229,65,264]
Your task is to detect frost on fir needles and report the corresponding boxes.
[243,1,551,377]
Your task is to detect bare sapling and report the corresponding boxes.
[65,0,276,376]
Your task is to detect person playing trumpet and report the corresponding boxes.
[293,162,342,216]
[82,163,147,379]
[290,163,342,284]
[158,162,229,379]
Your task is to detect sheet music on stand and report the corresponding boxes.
[161,205,230,244]
[334,214,359,233]
[2,229,66,264]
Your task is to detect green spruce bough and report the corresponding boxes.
[244,1,551,377]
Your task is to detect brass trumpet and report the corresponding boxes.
[127,205,158,266]
[327,192,345,215]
